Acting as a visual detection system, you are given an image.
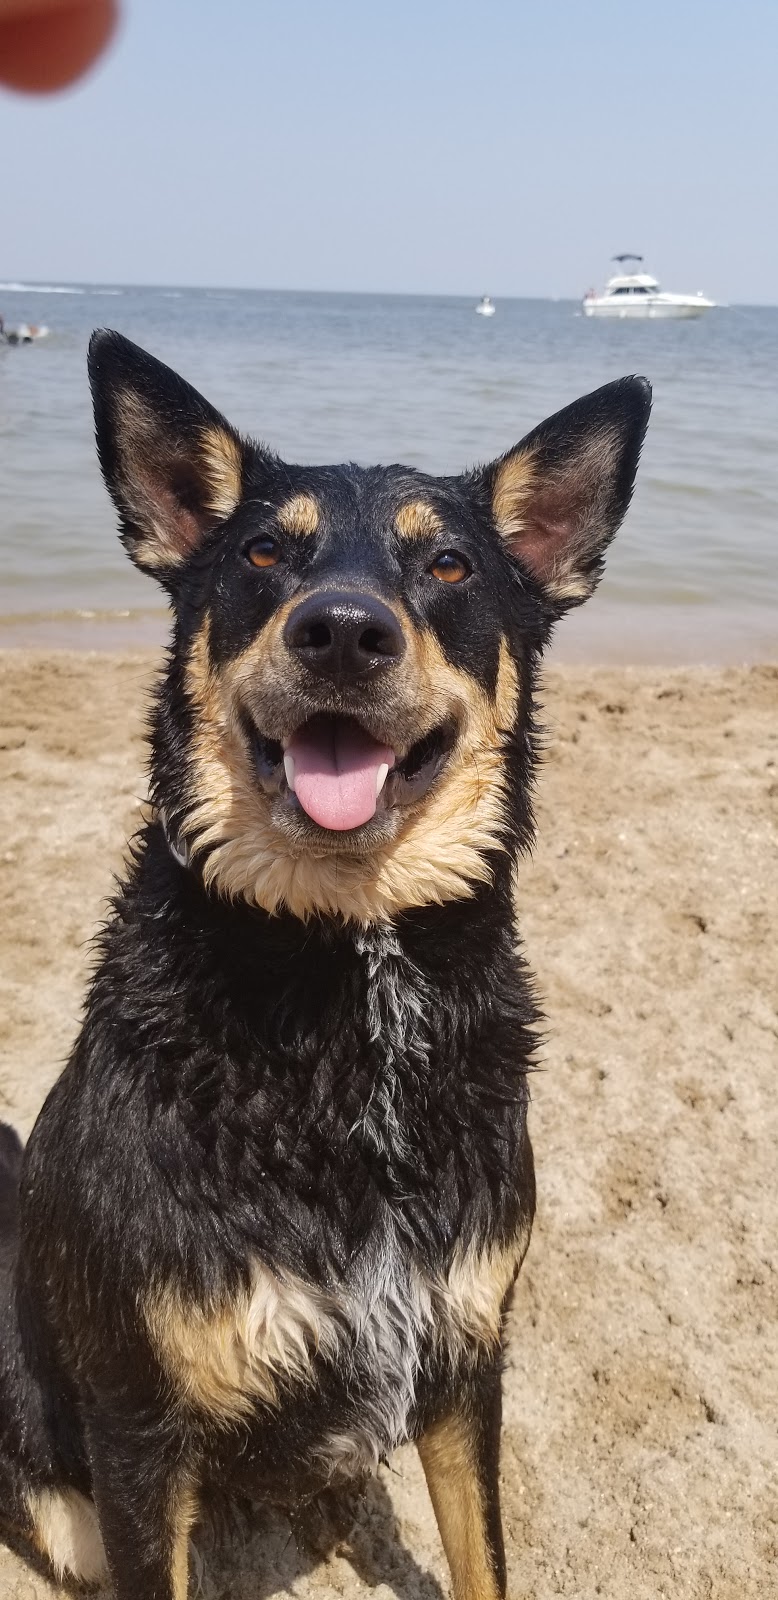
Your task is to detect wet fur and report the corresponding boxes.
[0,333,649,1599]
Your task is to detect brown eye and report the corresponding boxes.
[429,550,471,584]
[246,536,281,569]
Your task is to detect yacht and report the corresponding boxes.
[583,256,715,319]
[475,295,496,317]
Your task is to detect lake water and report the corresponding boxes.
[1,283,776,661]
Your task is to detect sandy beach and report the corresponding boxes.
[0,650,775,1600]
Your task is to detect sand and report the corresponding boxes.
[0,650,776,1600]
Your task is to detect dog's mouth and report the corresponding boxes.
[253,714,457,834]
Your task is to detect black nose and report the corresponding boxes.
[283,590,406,682]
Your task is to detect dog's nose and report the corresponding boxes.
[283,591,406,681]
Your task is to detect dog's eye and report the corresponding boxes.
[429,551,472,584]
[246,536,281,569]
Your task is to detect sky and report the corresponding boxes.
[0,0,775,303]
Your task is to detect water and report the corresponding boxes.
[1,284,776,661]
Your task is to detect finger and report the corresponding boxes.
[0,0,118,93]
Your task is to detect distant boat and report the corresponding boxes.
[475,295,496,317]
[583,256,715,320]
[0,316,49,345]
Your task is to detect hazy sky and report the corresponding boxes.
[1,0,775,302]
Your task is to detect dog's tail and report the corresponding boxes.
[0,1123,23,1259]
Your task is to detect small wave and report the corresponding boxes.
[0,605,165,625]
[0,282,84,294]
[92,288,123,297]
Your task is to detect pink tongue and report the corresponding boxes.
[287,717,395,832]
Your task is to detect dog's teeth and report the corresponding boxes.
[375,763,389,798]
[283,754,296,793]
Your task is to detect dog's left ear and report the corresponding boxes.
[88,329,251,585]
[475,376,651,609]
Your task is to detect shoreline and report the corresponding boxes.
[0,599,775,663]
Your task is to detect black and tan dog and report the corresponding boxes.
[0,332,650,1599]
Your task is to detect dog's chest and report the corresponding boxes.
[146,1217,524,1474]
[146,927,525,1473]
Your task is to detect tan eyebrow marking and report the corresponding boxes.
[395,501,445,539]
[276,493,320,535]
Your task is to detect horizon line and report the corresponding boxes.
[1,278,774,309]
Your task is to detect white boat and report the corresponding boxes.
[583,256,715,319]
[475,295,496,317]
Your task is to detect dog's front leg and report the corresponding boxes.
[417,1361,506,1600]
[85,1406,197,1600]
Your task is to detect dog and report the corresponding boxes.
[0,331,650,1599]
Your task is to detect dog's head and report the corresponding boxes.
[89,331,650,923]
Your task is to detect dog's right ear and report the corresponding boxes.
[88,329,251,584]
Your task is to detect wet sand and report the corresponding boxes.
[0,651,776,1600]
[1,597,777,663]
